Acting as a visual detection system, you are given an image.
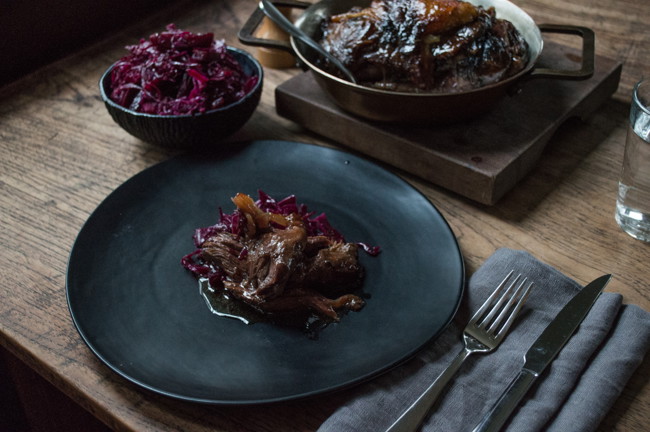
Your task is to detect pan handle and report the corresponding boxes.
[238,0,311,52]
[529,24,595,80]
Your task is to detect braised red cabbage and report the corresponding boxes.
[181,190,380,287]
[109,24,258,115]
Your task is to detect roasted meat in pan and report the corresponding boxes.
[319,0,529,92]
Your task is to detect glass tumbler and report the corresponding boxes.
[615,79,650,242]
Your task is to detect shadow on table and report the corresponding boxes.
[482,97,627,222]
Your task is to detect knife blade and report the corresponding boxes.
[472,274,612,432]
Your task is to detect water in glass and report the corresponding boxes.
[616,91,650,242]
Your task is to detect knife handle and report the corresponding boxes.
[385,347,472,432]
[472,369,538,432]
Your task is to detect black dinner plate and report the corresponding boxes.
[66,140,464,404]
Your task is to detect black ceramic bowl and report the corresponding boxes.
[100,47,263,148]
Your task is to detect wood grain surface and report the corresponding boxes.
[275,44,622,204]
[1,0,648,431]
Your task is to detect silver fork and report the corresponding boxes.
[385,271,533,432]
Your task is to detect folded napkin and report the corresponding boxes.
[318,248,650,432]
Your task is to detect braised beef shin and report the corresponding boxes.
[319,0,529,92]
[199,212,365,322]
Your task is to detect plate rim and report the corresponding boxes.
[65,140,465,404]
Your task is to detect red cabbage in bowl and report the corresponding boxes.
[109,24,259,115]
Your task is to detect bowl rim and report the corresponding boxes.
[99,46,263,119]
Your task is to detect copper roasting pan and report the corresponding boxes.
[240,0,595,123]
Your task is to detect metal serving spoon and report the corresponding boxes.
[258,0,357,84]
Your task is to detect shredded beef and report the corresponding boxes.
[195,194,367,322]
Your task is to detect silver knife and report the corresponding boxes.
[472,274,612,432]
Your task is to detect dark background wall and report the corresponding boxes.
[1,0,175,86]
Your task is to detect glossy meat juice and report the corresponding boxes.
[199,277,334,337]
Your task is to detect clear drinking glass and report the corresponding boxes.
[615,79,650,242]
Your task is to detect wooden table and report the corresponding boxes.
[1,0,648,430]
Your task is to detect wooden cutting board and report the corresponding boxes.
[275,42,622,205]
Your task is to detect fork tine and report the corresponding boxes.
[493,280,533,338]
[469,270,516,325]
[486,276,530,333]
[480,274,522,327]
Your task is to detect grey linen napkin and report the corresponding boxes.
[317,248,650,432]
